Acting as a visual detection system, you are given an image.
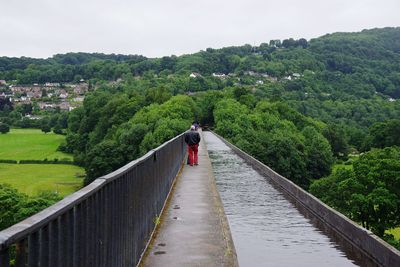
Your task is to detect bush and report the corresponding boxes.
[19,159,74,165]
[57,142,68,152]
[0,123,10,134]
[383,234,400,251]
[0,159,18,164]
[19,160,46,164]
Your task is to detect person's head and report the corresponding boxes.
[190,125,195,131]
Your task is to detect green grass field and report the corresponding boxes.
[0,163,84,196]
[0,128,84,197]
[0,128,72,160]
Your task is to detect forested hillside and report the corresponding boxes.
[1,27,399,247]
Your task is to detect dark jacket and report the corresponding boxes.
[184,131,201,146]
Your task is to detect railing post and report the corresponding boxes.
[0,247,10,267]
[15,239,27,267]
[58,214,68,267]
[28,231,40,267]
[49,219,59,266]
[72,205,82,267]
[39,225,50,266]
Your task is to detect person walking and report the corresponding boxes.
[185,125,201,166]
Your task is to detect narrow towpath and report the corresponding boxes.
[141,130,238,267]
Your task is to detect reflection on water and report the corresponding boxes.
[204,132,375,267]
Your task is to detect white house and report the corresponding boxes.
[212,73,226,78]
[189,72,201,78]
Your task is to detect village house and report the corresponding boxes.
[244,71,271,78]
[25,114,42,120]
[74,96,85,102]
[0,80,7,86]
[189,72,202,78]
[73,83,88,95]
[38,102,55,110]
[212,73,226,79]
[10,86,24,93]
[45,82,60,87]
[58,89,68,99]
[59,101,72,111]
[244,71,257,76]
[26,90,42,99]
[14,99,31,105]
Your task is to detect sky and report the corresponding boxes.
[1,0,399,59]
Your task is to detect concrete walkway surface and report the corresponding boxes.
[141,130,238,267]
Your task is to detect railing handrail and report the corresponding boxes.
[0,132,185,250]
[100,132,184,182]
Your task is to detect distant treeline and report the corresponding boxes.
[1,27,399,99]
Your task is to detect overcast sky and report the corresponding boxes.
[1,0,399,59]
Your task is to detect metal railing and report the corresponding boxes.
[0,133,186,267]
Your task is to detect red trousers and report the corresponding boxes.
[188,144,199,165]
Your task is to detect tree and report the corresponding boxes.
[53,124,63,135]
[0,123,10,134]
[0,184,25,230]
[302,126,334,180]
[39,117,52,134]
[323,124,349,158]
[41,124,51,134]
[298,38,308,48]
[0,184,61,231]
[366,119,400,149]
[84,140,124,185]
[310,147,400,237]
[264,128,308,187]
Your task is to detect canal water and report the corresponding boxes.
[204,131,374,267]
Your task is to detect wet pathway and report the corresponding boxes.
[141,130,238,267]
[204,131,367,267]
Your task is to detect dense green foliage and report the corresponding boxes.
[0,100,69,134]
[0,122,10,134]
[310,147,400,248]
[210,95,333,188]
[0,183,61,230]
[364,119,400,150]
[0,53,146,83]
